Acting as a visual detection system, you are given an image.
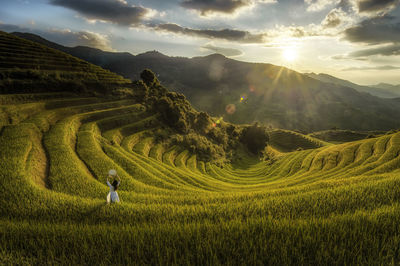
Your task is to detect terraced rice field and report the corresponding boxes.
[1,93,400,265]
[0,31,131,94]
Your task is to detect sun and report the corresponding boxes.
[282,48,298,62]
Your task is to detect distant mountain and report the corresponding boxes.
[373,83,400,89]
[370,83,400,95]
[13,31,400,132]
[305,73,400,98]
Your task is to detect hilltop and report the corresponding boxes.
[12,31,400,132]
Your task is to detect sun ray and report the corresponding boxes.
[273,66,285,86]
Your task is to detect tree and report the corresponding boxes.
[140,69,159,87]
[176,118,189,134]
[194,112,212,134]
[155,96,187,133]
[133,80,148,101]
[240,123,269,155]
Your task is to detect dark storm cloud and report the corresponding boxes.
[201,44,243,56]
[180,0,249,15]
[49,0,149,25]
[152,23,266,43]
[342,65,400,71]
[357,0,399,13]
[348,44,400,57]
[343,16,400,44]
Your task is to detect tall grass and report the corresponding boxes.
[1,93,400,264]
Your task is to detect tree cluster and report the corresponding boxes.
[240,123,270,155]
[138,69,269,162]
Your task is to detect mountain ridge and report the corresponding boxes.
[306,72,400,98]
[11,31,400,132]
[370,83,400,95]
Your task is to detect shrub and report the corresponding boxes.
[194,112,213,134]
[240,122,269,155]
[176,119,189,134]
[129,80,148,102]
[140,69,159,87]
[386,130,397,135]
[153,94,196,134]
[170,133,226,162]
[207,127,228,147]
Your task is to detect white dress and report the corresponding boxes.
[106,180,120,203]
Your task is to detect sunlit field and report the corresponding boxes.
[1,30,400,265]
[2,91,400,264]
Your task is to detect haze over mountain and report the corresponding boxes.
[13,32,400,132]
[305,73,400,99]
[370,83,400,96]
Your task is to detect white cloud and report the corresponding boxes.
[321,8,355,28]
[256,0,277,3]
[0,22,115,51]
[51,29,114,51]
[305,0,340,12]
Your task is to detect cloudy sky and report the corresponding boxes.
[1,0,400,85]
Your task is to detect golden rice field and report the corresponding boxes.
[1,93,400,265]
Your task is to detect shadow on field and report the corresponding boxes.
[230,154,261,170]
[84,202,108,217]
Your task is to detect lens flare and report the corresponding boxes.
[225,104,236,115]
[240,93,247,103]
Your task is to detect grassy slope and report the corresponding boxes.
[1,31,400,265]
[309,129,386,144]
[0,31,131,95]
[268,128,328,152]
[1,94,400,265]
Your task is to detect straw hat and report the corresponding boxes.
[108,169,117,176]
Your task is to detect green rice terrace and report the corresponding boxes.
[0,31,131,94]
[1,31,400,265]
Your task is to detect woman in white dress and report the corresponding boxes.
[106,169,121,203]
